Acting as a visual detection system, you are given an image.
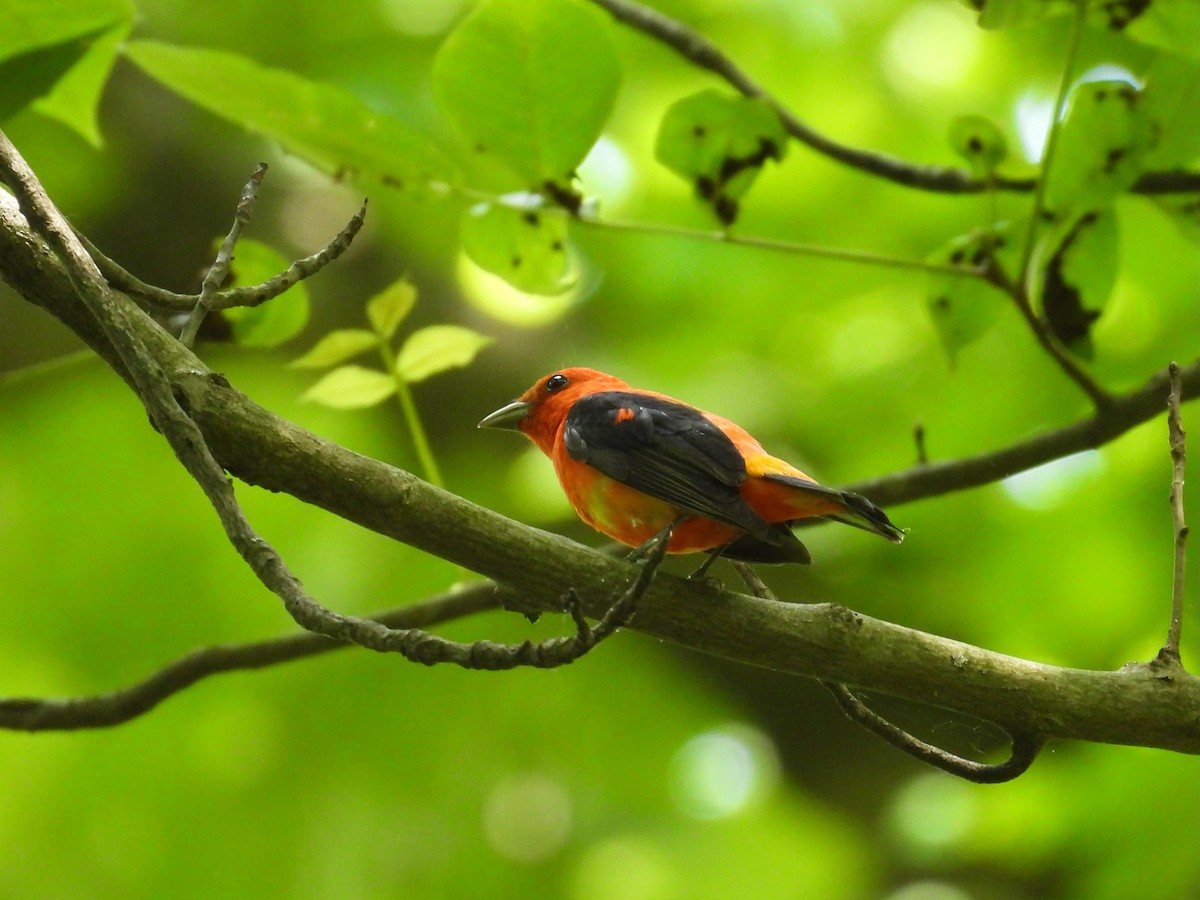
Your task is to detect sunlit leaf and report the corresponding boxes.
[1151,194,1200,243]
[301,365,396,408]
[460,200,575,295]
[366,280,417,340]
[1141,53,1200,169]
[1045,80,1155,214]
[1031,210,1118,357]
[290,329,379,369]
[0,34,95,123]
[219,240,309,348]
[396,325,493,383]
[924,226,1014,363]
[30,22,127,147]
[655,89,788,225]
[948,114,1008,175]
[432,0,620,184]
[124,41,455,189]
[0,0,130,62]
[1123,0,1200,59]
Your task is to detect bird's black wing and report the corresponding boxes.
[562,391,778,542]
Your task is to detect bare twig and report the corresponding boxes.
[75,199,366,314]
[1155,362,1189,670]
[179,164,267,346]
[822,682,1044,783]
[586,0,1200,196]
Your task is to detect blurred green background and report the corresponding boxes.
[1,0,1197,897]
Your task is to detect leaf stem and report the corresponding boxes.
[1017,0,1090,283]
[378,340,445,489]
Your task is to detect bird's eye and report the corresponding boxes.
[545,373,570,393]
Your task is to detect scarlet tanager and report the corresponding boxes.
[479,368,904,565]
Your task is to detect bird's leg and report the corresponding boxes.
[687,543,731,582]
[625,516,686,563]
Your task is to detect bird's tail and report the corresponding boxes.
[763,474,905,544]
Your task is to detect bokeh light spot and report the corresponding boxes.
[888,772,977,858]
[1001,450,1104,511]
[570,835,676,900]
[883,4,981,96]
[482,772,572,864]
[669,724,781,820]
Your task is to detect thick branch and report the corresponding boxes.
[3,184,1199,751]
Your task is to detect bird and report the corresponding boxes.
[479,367,904,566]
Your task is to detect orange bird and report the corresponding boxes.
[479,368,904,565]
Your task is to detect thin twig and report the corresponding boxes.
[1155,362,1189,670]
[822,682,1044,784]
[585,0,1199,196]
[179,164,267,346]
[75,200,367,313]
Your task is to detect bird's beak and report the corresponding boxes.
[478,400,531,430]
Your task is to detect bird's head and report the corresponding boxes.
[478,367,628,453]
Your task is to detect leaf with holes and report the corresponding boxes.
[1031,210,1118,358]
[948,114,1008,176]
[367,280,417,340]
[301,366,396,409]
[924,227,1015,364]
[432,0,619,185]
[655,89,788,225]
[461,201,575,295]
[219,240,309,348]
[290,330,379,369]
[396,326,493,384]
[1045,80,1155,214]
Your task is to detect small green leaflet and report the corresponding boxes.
[432,0,620,186]
[924,226,1015,364]
[367,281,417,340]
[1045,80,1155,214]
[219,240,309,348]
[124,41,455,190]
[396,326,494,383]
[655,89,789,225]
[460,200,575,295]
[301,365,396,409]
[290,330,379,369]
[948,114,1008,176]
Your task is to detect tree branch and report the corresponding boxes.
[2,159,1198,752]
[587,0,1200,196]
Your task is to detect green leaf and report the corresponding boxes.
[1031,210,1119,357]
[1151,194,1200,243]
[396,325,493,383]
[301,365,396,409]
[0,0,131,63]
[0,32,95,123]
[924,226,1014,363]
[460,200,575,295]
[367,280,417,340]
[948,114,1008,175]
[1123,0,1200,60]
[123,41,454,190]
[218,240,310,348]
[968,0,1074,30]
[1045,80,1155,214]
[290,329,379,369]
[432,0,620,185]
[30,22,127,147]
[655,89,789,225]
[1141,53,1200,170]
